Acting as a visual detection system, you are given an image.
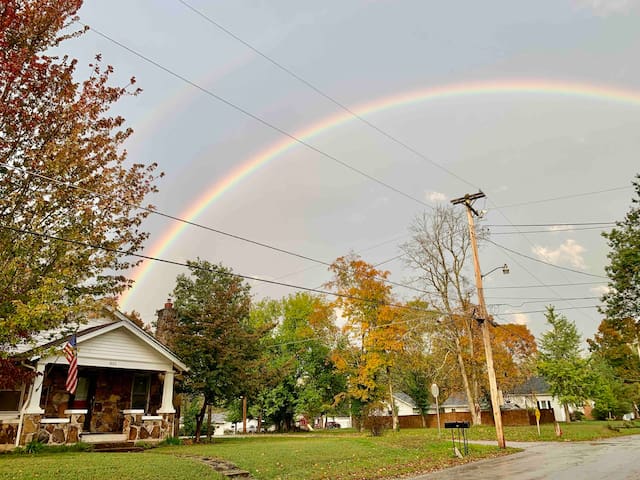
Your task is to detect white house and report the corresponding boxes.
[503,377,569,422]
[0,307,187,449]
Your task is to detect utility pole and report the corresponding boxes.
[451,191,506,449]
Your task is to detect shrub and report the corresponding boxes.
[160,436,182,446]
[25,440,45,454]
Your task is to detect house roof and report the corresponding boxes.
[393,392,417,408]
[509,376,550,395]
[10,306,188,372]
[441,392,468,407]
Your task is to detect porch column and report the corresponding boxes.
[157,370,175,414]
[24,363,46,414]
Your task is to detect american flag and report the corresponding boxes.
[63,334,78,395]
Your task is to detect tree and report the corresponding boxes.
[327,254,406,431]
[491,324,537,393]
[588,317,640,417]
[250,293,344,432]
[171,259,263,442]
[0,1,160,361]
[537,306,591,422]
[401,205,484,424]
[601,175,640,320]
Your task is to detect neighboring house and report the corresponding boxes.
[439,392,471,413]
[0,307,187,449]
[503,376,574,422]
[392,392,421,416]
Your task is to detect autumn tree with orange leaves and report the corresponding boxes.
[0,0,160,384]
[327,254,407,432]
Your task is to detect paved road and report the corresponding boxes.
[407,435,640,480]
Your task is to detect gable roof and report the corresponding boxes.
[393,392,417,408]
[12,306,187,372]
[509,376,550,395]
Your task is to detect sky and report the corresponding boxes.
[64,0,640,343]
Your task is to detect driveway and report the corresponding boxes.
[406,435,640,480]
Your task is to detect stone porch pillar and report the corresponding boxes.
[157,370,175,414]
[23,363,46,414]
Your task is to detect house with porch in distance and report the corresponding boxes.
[0,306,187,449]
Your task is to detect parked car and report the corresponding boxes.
[326,421,341,429]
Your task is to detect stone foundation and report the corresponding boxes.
[19,411,85,446]
[0,420,19,449]
[123,411,175,442]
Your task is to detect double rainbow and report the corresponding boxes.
[119,79,640,309]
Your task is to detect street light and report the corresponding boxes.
[481,264,509,279]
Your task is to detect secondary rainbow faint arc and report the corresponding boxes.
[119,78,640,309]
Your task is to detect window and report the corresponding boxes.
[131,375,150,411]
[0,386,24,412]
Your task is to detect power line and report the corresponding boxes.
[489,226,609,235]
[493,185,632,209]
[81,23,431,209]
[497,305,601,315]
[0,223,430,313]
[0,161,434,297]
[487,238,607,279]
[485,281,604,289]
[485,222,615,227]
[175,0,478,192]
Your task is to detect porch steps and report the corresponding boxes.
[81,433,128,444]
[80,433,143,452]
[92,442,144,453]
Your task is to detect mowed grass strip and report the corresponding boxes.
[158,431,509,479]
[465,420,640,442]
[0,451,224,480]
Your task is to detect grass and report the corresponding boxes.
[2,422,637,480]
[0,430,506,480]
[0,451,225,480]
[465,420,640,442]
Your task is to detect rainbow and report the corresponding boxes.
[119,78,640,309]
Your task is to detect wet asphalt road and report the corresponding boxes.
[406,435,640,480]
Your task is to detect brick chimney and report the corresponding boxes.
[155,299,177,349]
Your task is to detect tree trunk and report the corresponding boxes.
[388,375,399,431]
[564,403,571,423]
[194,400,207,443]
[454,335,480,425]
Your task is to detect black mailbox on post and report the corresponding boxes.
[444,421,469,456]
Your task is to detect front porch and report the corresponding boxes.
[18,365,177,446]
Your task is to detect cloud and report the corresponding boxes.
[590,284,610,296]
[510,313,530,326]
[532,239,587,269]
[426,191,447,203]
[575,0,637,15]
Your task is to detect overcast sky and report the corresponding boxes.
[66,0,640,342]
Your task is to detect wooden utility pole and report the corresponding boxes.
[451,191,506,449]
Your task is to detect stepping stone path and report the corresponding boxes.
[181,455,253,478]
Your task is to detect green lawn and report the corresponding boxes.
[2,422,638,480]
[0,431,506,480]
[465,420,640,442]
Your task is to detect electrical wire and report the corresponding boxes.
[484,281,604,289]
[487,238,607,279]
[0,222,430,313]
[493,185,632,209]
[175,0,479,192]
[80,23,431,210]
[0,161,431,297]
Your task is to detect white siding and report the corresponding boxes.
[44,327,173,372]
